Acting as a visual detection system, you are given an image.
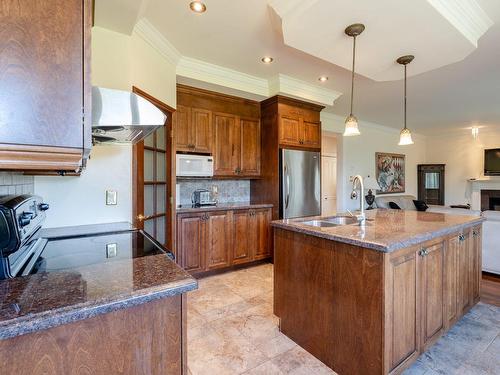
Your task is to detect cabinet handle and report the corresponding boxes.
[459,234,465,242]
[419,248,426,257]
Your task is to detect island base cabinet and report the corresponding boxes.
[0,296,186,375]
[273,226,482,375]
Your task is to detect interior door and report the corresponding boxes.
[132,87,175,251]
[321,156,337,216]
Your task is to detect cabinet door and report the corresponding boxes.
[232,210,254,264]
[206,212,232,270]
[253,209,272,260]
[420,242,445,348]
[302,121,321,148]
[240,118,261,176]
[177,214,205,273]
[470,226,482,304]
[458,231,471,315]
[279,116,301,146]
[175,105,193,151]
[444,235,459,327]
[0,0,91,171]
[192,108,212,153]
[214,113,240,176]
[385,249,419,371]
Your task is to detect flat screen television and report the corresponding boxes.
[484,148,500,176]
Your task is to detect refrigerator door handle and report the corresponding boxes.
[285,164,290,209]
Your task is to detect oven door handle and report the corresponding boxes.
[20,238,48,277]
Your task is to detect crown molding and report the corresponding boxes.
[269,74,342,106]
[132,18,343,105]
[426,0,493,47]
[133,18,181,66]
[177,57,269,97]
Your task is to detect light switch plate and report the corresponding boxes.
[106,243,117,258]
[106,190,117,205]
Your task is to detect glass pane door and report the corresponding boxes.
[142,128,168,246]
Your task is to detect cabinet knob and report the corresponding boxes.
[459,234,465,242]
[419,248,426,257]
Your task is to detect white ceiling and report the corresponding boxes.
[95,0,500,135]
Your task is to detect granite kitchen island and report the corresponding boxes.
[272,209,484,375]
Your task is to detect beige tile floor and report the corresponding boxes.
[187,263,334,374]
[187,264,500,375]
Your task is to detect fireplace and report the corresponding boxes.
[481,189,500,211]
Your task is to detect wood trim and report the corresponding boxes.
[0,144,82,171]
[260,95,325,112]
[177,84,260,107]
[132,86,176,113]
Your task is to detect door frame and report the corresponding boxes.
[132,86,176,250]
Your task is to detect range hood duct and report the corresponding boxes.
[92,86,167,144]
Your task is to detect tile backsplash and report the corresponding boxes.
[0,172,34,196]
[177,180,250,206]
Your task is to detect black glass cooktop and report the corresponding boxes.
[32,230,166,274]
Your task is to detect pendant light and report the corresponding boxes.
[343,23,365,136]
[397,55,415,145]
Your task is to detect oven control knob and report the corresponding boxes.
[38,203,50,211]
[19,215,31,227]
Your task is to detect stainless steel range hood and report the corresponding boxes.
[92,86,167,144]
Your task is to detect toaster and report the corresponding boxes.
[191,189,217,207]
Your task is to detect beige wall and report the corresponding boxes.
[35,26,177,228]
[426,128,500,206]
[321,113,428,212]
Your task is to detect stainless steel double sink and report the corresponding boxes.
[300,216,359,228]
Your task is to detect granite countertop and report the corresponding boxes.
[176,202,273,213]
[272,209,485,253]
[0,224,197,341]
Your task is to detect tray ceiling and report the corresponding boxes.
[269,0,493,81]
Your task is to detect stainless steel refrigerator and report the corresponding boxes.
[280,149,321,219]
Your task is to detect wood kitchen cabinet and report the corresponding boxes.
[233,208,271,264]
[177,207,272,275]
[177,213,205,273]
[276,99,323,149]
[419,241,445,349]
[0,0,92,173]
[214,115,261,177]
[176,85,261,178]
[174,105,212,153]
[206,211,232,270]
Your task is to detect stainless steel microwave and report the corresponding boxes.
[176,154,214,177]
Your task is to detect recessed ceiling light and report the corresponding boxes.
[189,1,206,13]
[261,56,274,64]
[318,76,328,82]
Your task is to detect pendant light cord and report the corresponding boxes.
[350,36,356,116]
[404,64,407,130]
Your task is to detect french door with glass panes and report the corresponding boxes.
[132,87,174,250]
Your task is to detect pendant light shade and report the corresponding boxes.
[397,55,414,146]
[344,114,360,136]
[343,24,365,137]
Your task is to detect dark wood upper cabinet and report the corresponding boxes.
[174,105,212,153]
[240,118,261,176]
[418,164,445,206]
[0,0,92,173]
[176,85,261,178]
[214,113,240,176]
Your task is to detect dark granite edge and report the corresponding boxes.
[176,203,273,214]
[0,278,198,341]
[271,216,485,253]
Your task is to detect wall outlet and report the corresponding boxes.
[106,190,117,205]
[106,243,117,258]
